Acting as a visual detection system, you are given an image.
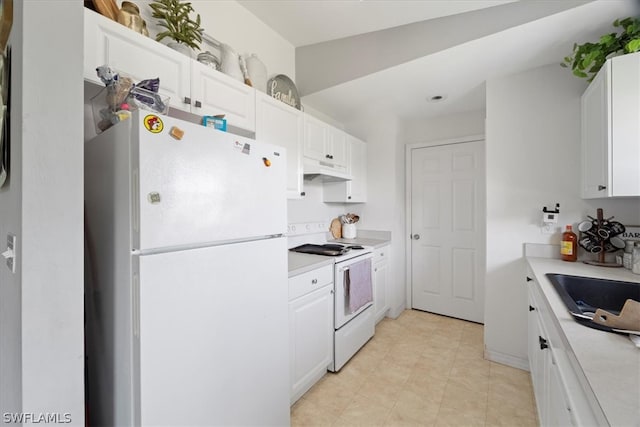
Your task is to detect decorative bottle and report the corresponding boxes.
[561,225,578,262]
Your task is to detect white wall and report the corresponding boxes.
[346,114,406,318]
[287,179,347,225]
[133,0,296,83]
[0,1,85,423]
[485,63,640,367]
[404,109,485,144]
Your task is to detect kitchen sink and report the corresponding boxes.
[545,273,640,333]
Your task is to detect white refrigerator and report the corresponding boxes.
[84,111,289,426]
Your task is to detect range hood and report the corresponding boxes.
[303,158,352,182]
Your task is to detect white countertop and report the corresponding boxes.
[329,237,390,249]
[288,252,334,277]
[526,257,640,426]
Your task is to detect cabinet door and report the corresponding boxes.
[255,92,304,199]
[289,284,334,404]
[611,52,640,196]
[303,114,328,162]
[326,126,348,167]
[84,9,191,112]
[581,63,610,198]
[347,137,367,202]
[322,135,367,203]
[191,61,256,132]
[373,260,389,324]
[547,357,577,427]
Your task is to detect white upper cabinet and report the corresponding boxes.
[84,9,256,132]
[84,8,190,112]
[255,91,304,199]
[191,61,256,132]
[581,52,640,198]
[303,115,347,168]
[326,125,348,168]
[323,135,367,203]
[303,114,329,162]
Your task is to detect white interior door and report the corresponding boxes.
[410,141,485,323]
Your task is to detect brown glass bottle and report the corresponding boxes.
[561,225,578,262]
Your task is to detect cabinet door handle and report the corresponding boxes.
[300,192,306,196]
[194,100,202,108]
[348,196,352,200]
[598,185,607,191]
[330,289,334,294]
[183,96,191,105]
[311,279,318,284]
[374,268,378,272]
[539,336,549,350]
[380,253,384,256]
[529,305,535,312]
[325,154,331,159]
[526,276,533,282]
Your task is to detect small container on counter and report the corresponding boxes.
[632,242,640,275]
[561,225,578,262]
[623,240,634,269]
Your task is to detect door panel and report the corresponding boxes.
[410,141,485,323]
[133,115,286,250]
[137,237,289,426]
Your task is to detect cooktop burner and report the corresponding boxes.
[289,243,365,256]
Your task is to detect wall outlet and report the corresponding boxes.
[541,224,556,235]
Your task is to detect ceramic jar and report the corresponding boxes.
[117,2,146,36]
[219,44,243,82]
[244,54,267,93]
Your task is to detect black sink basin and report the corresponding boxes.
[545,273,640,332]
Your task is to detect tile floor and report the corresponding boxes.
[291,309,538,426]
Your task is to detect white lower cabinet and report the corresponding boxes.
[526,270,602,426]
[373,246,390,323]
[288,265,334,405]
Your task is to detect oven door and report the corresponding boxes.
[334,253,373,329]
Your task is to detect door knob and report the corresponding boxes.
[412,234,420,240]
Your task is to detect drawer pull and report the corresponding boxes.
[311,279,318,284]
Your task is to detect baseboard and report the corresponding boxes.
[484,349,530,371]
[387,302,405,319]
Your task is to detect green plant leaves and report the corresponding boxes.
[562,16,640,80]
[150,0,203,50]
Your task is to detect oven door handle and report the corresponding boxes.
[343,267,350,297]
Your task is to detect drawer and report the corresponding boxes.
[373,246,389,264]
[289,265,333,301]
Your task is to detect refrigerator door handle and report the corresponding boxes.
[133,273,140,338]
[132,169,140,233]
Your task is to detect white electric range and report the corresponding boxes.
[288,226,375,371]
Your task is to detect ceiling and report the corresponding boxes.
[239,0,640,123]
[237,0,517,47]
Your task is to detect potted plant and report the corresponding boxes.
[561,16,640,81]
[149,0,204,56]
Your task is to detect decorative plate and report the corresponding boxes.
[267,74,301,110]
